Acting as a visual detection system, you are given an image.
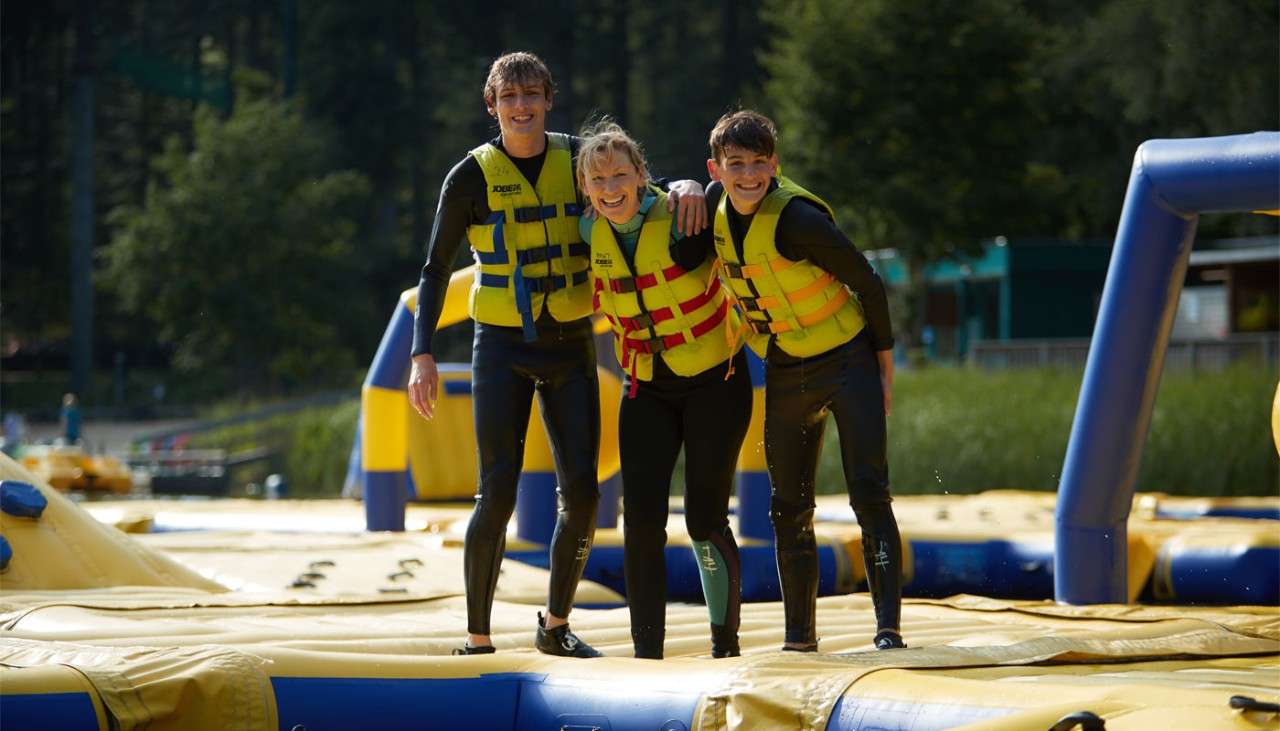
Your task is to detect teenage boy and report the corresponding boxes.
[706,110,906,652]
[407,51,705,657]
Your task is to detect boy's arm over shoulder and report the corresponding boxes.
[412,156,484,358]
[776,198,895,351]
[668,181,723,271]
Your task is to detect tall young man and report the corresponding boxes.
[706,110,906,652]
[407,52,704,657]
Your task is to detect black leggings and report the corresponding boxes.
[765,332,902,645]
[464,315,600,635]
[621,350,751,658]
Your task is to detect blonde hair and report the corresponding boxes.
[483,52,555,107]
[575,118,651,191]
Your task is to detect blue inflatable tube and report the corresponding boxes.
[0,692,101,731]
[1056,132,1280,604]
[1155,505,1280,522]
[1146,545,1280,605]
[272,672,703,731]
[507,540,848,604]
[905,540,1053,600]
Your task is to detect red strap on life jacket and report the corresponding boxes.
[606,263,688,294]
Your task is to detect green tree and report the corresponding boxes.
[1032,0,1280,239]
[102,97,370,395]
[763,0,1049,348]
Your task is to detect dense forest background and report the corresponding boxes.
[3,0,1277,404]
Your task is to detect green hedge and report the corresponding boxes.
[190,399,359,498]
[817,364,1278,497]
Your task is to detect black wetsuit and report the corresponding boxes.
[596,200,751,659]
[413,135,599,635]
[710,180,904,646]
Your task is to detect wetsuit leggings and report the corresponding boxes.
[764,331,902,646]
[622,351,752,658]
[464,316,601,635]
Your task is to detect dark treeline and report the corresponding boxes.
[3,0,1275,401]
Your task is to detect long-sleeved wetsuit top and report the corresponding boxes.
[410,135,581,357]
[702,180,894,359]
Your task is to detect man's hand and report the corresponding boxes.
[408,354,439,420]
[876,349,895,417]
[666,179,707,236]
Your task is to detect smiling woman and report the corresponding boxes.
[576,120,751,660]
[575,120,651,225]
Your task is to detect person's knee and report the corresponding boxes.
[478,459,522,502]
[468,494,516,541]
[559,483,599,524]
[623,507,665,536]
[851,499,897,534]
[770,495,815,547]
[684,510,730,542]
[847,464,890,507]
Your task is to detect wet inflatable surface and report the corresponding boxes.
[3,456,1277,730]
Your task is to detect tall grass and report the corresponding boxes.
[193,365,1277,500]
[817,364,1278,497]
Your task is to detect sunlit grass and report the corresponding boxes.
[815,364,1278,497]
[190,365,1278,500]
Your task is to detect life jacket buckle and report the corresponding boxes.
[623,312,655,330]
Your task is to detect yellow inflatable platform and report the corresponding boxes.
[2,455,1277,730]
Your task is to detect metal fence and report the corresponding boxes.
[968,333,1280,370]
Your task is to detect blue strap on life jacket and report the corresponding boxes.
[478,202,586,341]
[514,264,536,340]
[478,270,588,292]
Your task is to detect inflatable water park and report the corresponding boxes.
[2,134,1278,730]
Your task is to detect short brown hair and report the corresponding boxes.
[575,118,651,191]
[708,110,777,161]
[483,52,555,107]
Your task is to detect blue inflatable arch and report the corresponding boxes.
[1055,132,1280,604]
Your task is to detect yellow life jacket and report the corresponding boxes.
[588,191,740,390]
[467,133,592,340]
[712,176,866,358]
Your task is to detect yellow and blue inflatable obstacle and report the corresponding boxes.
[3,457,1278,731]
[814,491,1280,605]
[1138,493,1280,521]
[0,665,110,731]
[4,592,1278,731]
[358,270,623,540]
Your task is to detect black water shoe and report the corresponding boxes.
[711,623,740,658]
[781,642,819,653]
[874,630,907,650]
[535,612,602,658]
